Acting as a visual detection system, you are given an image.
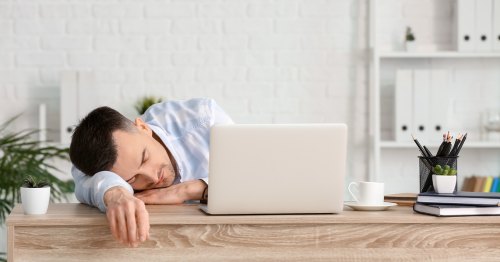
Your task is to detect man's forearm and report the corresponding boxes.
[182,179,207,201]
[135,179,207,204]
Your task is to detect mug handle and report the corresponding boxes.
[348,182,359,202]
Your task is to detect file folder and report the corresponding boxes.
[494,0,500,51]
[475,0,493,51]
[60,72,78,145]
[429,70,450,143]
[395,70,413,142]
[457,0,476,52]
[60,71,96,145]
[413,70,430,142]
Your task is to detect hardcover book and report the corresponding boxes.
[417,191,500,206]
[414,203,500,217]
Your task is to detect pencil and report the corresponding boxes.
[454,133,467,156]
[411,134,427,157]
[436,133,447,156]
[449,134,462,156]
[423,146,433,158]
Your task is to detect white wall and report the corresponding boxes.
[0,0,370,175]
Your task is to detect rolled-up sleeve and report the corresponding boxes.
[71,166,133,212]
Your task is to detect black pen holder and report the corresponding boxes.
[418,156,458,193]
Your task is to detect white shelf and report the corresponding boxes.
[380,141,500,149]
[378,51,500,59]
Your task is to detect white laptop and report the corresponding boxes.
[200,124,347,215]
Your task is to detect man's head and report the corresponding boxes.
[70,107,176,191]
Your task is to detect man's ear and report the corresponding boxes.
[134,118,152,136]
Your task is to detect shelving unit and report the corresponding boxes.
[379,51,500,59]
[368,0,500,193]
[380,141,500,149]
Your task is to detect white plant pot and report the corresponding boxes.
[20,186,50,215]
[432,175,456,194]
[405,41,416,52]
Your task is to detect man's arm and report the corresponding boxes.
[72,167,149,247]
[135,179,207,204]
[71,166,133,212]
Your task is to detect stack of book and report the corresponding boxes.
[414,191,500,216]
[462,176,500,192]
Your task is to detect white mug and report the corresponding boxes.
[348,181,384,206]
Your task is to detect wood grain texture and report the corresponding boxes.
[7,225,13,262]
[8,203,500,226]
[14,248,500,262]
[14,224,500,249]
[8,204,500,261]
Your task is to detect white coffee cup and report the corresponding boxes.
[348,181,384,206]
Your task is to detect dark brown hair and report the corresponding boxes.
[69,106,135,176]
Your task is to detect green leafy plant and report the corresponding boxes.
[134,96,163,115]
[22,175,50,188]
[406,26,416,42]
[433,164,457,176]
[0,116,74,224]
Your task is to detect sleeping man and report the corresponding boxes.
[69,98,233,247]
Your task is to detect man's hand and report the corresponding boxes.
[104,186,150,248]
[135,180,206,204]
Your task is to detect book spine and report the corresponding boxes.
[474,177,485,192]
[492,177,500,193]
[483,177,494,192]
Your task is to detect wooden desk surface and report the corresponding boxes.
[7,204,500,262]
[8,203,500,226]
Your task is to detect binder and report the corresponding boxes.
[413,70,430,142]
[457,0,476,51]
[493,0,500,51]
[475,0,493,51]
[60,72,78,145]
[395,70,413,142]
[77,72,96,124]
[428,70,450,143]
[60,71,96,145]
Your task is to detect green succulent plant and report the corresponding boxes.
[433,164,457,176]
[22,175,50,188]
[406,27,416,42]
[134,96,163,115]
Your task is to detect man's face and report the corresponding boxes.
[111,118,176,191]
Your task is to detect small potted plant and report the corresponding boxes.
[20,175,51,215]
[405,26,416,52]
[134,96,163,115]
[432,165,457,194]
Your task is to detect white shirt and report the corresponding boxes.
[72,98,234,212]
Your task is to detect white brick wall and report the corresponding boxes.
[0,0,370,175]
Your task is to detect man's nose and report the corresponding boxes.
[141,168,158,184]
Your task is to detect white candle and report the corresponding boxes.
[39,103,47,142]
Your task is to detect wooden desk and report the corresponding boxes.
[7,203,500,261]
